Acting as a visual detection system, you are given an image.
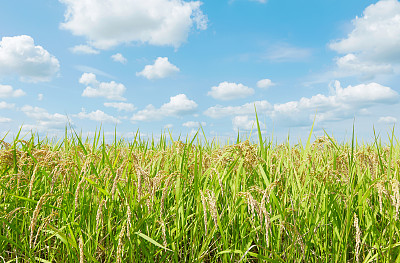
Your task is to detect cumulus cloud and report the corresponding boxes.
[104,102,135,112]
[20,105,70,130]
[205,81,398,128]
[379,116,397,124]
[0,84,26,98]
[132,94,197,121]
[204,100,272,118]
[335,54,392,79]
[329,0,400,78]
[136,57,179,79]
[256,79,275,89]
[80,73,126,101]
[208,82,254,100]
[0,101,15,109]
[131,105,160,122]
[161,94,198,115]
[0,117,11,123]
[232,115,265,131]
[111,53,127,64]
[70,44,99,54]
[59,0,208,49]
[75,109,120,123]
[270,81,399,126]
[182,121,206,128]
[0,35,60,82]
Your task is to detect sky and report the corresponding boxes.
[1,0,400,143]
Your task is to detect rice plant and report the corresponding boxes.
[1,124,400,262]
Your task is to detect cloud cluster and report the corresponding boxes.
[111,53,127,64]
[0,35,60,82]
[76,109,120,123]
[205,81,398,128]
[335,54,392,79]
[104,102,135,112]
[232,115,266,131]
[204,100,272,118]
[379,116,397,124]
[0,84,25,98]
[80,73,126,101]
[182,121,206,128]
[0,117,11,123]
[208,82,254,100]
[136,57,179,80]
[70,44,99,54]
[0,101,15,109]
[59,0,208,49]
[270,81,399,126]
[21,105,69,130]
[132,94,197,121]
[256,78,275,89]
[330,0,400,78]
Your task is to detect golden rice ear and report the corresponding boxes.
[200,190,208,234]
[353,213,361,263]
[206,190,219,229]
[29,194,48,249]
[79,235,84,263]
[116,222,126,263]
[391,179,400,220]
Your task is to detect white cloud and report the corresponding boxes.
[75,109,120,123]
[0,117,11,123]
[335,54,392,79]
[136,57,179,80]
[80,73,126,101]
[70,44,99,54]
[75,65,115,79]
[264,43,312,62]
[161,94,198,115]
[329,0,400,78]
[59,0,208,49]
[379,116,397,124]
[330,0,400,62]
[38,94,43,101]
[104,102,135,112]
[270,81,399,126]
[232,115,265,131]
[256,78,275,89]
[20,105,70,130]
[132,94,198,121]
[204,100,272,118]
[111,53,127,64]
[182,121,206,128]
[164,123,173,129]
[0,84,26,98]
[208,81,254,100]
[205,81,399,127]
[0,101,15,109]
[21,105,67,121]
[0,35,60,82]
[131,105,160,122]
[332,81,398,105]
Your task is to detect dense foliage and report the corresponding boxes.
[1,127,400,262]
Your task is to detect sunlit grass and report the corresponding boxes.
[1,123,400,262]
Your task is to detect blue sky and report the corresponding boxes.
[1,0,399,143]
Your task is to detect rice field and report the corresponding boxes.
[1,123,400,262]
